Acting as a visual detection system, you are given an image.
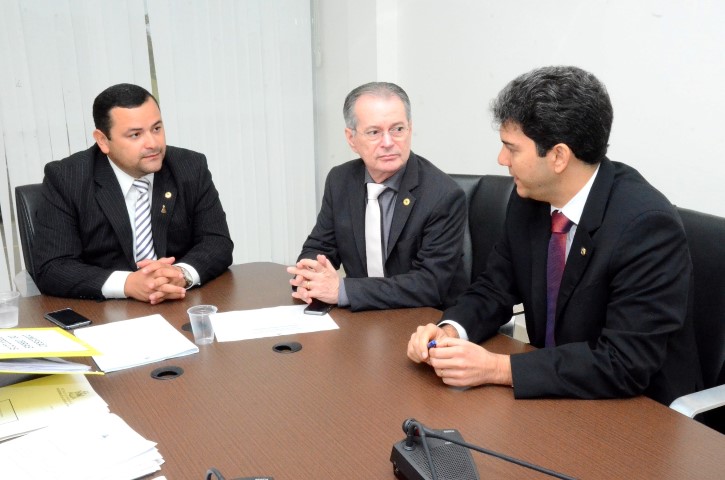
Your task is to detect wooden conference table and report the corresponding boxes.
[17,263,725,479]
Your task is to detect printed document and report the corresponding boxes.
[74,314,198,372]
[0,411,163,479]
[211,304,338,342]
[0,328,101,374]
[0,373,108,441]
[0,327,99,358]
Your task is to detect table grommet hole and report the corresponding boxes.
[151,366,184,380]
[272,342,302,354]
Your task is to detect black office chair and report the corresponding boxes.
[15,183,45,281]
[468,175,515,281]
[449,174,515,283]
[450,174,517,336]
[669,207,725,434]
[449,174,483,284]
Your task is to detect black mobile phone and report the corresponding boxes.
[303,299,333,316]
[44,308,92,330]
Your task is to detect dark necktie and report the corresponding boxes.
[545,211,573,347]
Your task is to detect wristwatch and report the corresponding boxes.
[178,266,194,289]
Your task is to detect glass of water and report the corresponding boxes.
[0,291,21,328]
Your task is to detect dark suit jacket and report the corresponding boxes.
[34,144,234,299]
[299,152,467,311]
[444,159,702,405]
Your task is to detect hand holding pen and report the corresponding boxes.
[407,323,458,364]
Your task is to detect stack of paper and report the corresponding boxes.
[0,374,109,441]
[0,328,101,375]
[0,411,163,479]
[74,314,198,372]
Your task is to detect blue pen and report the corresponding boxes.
[427,340,437,349]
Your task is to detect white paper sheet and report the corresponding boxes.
[0,411,163,480]
[211,305,338,342]
[74,314,198,372]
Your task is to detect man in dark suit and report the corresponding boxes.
[34,83,233,304]
[287,82,467,311]
[407,66,701,405]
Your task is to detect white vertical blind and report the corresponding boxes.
[147,0,317,265]
[0,0,316,292]
[0,0,152,291]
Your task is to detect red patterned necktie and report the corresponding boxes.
[545,211,573,347]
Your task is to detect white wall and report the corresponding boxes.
[311,0,378,205]
[313,0,725,217]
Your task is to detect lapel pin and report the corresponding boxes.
[403,198,411,206]
[580,247,587,256]
[165,192,172,199]
[161,205,167,214]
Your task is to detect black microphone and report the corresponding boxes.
[403,419,417,450]
[392,418,578,480]
[400,419,439,480]
[391,418,478,480]
[403,418,434,439]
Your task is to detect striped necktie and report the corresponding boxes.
[133,178,157,262]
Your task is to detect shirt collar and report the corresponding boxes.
[551,164,600,225]
[107,157,154,197]
[364,162,407,192]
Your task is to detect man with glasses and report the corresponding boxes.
[288,82,467,311]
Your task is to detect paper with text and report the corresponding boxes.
[0,328,100,359]
[0,411,163,479]
[0,374,109,441]
[211,305,338,342]
[74,314,198,372]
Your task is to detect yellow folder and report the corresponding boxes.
[0,327,102,375]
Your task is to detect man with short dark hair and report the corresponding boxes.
[34,83,233,303]
[407,66,701,405]
[288,82,467,311]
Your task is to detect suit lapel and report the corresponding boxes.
[349,161,368,265]
[151,162,176,258]
[557,159,614,316]
[94,154,135,266]
[387,153,419,257]
[529,203,552,343]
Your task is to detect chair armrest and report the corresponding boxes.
[498,317,515,337]
[669,384,725,418]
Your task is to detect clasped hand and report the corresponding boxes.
[407,323,512,388]
[124,257,187,304]
[287,254,339,304]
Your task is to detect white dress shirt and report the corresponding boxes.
[101,158,199,298]
[442,166,600,341]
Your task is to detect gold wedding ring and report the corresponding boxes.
[305,280,310,289]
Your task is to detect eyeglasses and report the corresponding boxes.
[353,125,409,142]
